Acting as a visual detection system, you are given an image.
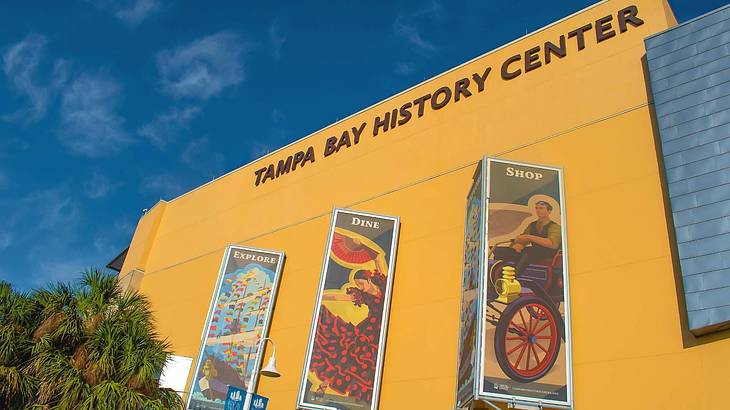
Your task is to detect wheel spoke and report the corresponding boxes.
[507,341,526,355]
[533,320,552,336]
[514,343,528,369]
[525,341,532,370]
[528,306,541,334]
[535,342,549,353]
[518,309,528,332]
[530,344,541,366]
[509,320,527,334]
[506,336,524,341]
[527,309,535,336]
[535,336,553,340]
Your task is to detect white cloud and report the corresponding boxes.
[248,142,271,160]
[1,34,64,122]
[140,173,184,198]
[414,1,443,18]
[114,216,135,237]
[83,171,120,199]
[181,137,224,177]
[24,240,108,288]
[0,137,30,156]
[156,31,245,99]
[138,106,200,149]
[34,259,88,287]
[2,34,47,117]
[60,72,131,156]
[115,0,162,28]
[6,186,79,231]
[51,59,71,89]
[395,62,415,75]
[36,193,79,230]
[268,21,286,61]
[271,108,285,122]
[394,18,436,52]
[92,235,118,257]
[87,0,162,28]
[0,231,12,250]
[0,184,129,289]
[393,2,442,54]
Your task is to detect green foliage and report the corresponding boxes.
[0,270,182,409]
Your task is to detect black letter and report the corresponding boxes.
[545,35,566,64]
[472,67,492,92]
[276,156,293,176]
[373,112,390,136]
[336,131,352,151]
[254,167,266,186]
[595,15,615,42]
[301,146,315,166]
[618,5,644,33]
[262,164,275,184]
[390,108,398,129]
[501,54,521,80]
[431,86,452,110]
[524,46,541,72]
[454,78,472,102]
[352,122,366,144]
[324,136,338,157]
[568,23,592,51]
[292,151,305,170]
[398,102,413,126]
[413,94,432,118]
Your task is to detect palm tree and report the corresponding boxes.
[0,270,182,409]
[0,280,38,408]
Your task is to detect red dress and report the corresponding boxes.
[310,272,386,403]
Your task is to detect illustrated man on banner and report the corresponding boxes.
[493,199,561,275]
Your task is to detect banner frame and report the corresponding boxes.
[475,156,574,409]
[186,244,286,410]
[453,161,485,410]
[296,207,401,410]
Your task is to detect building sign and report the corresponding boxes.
[253,5,644,187]
[187,246,285,410]
[455,163,484,408]
[297,209,400,410]
[476,158,573,408]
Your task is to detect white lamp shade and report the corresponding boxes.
[260,355,280,378]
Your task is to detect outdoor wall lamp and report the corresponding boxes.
[243,337,279,410]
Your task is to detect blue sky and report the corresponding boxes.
[0,0,724,290]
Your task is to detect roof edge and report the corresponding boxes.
[645,2,729,41]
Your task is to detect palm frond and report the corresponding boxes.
[4,269,178,408]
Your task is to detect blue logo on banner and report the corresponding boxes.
[224,386,245,410]
[251,393,269,410]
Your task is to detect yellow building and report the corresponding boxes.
[114,0,730,408]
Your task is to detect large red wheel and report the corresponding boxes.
[494,296,562,383]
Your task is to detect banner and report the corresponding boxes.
[187,246,285,410]
[455,164,484,408]
[297,209,400,410]
[477,158,573,408]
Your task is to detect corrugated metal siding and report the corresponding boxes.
[646,4,730,334]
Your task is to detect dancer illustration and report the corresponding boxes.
[309,231,388,405]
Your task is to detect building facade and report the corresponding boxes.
[116,1,730,408]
